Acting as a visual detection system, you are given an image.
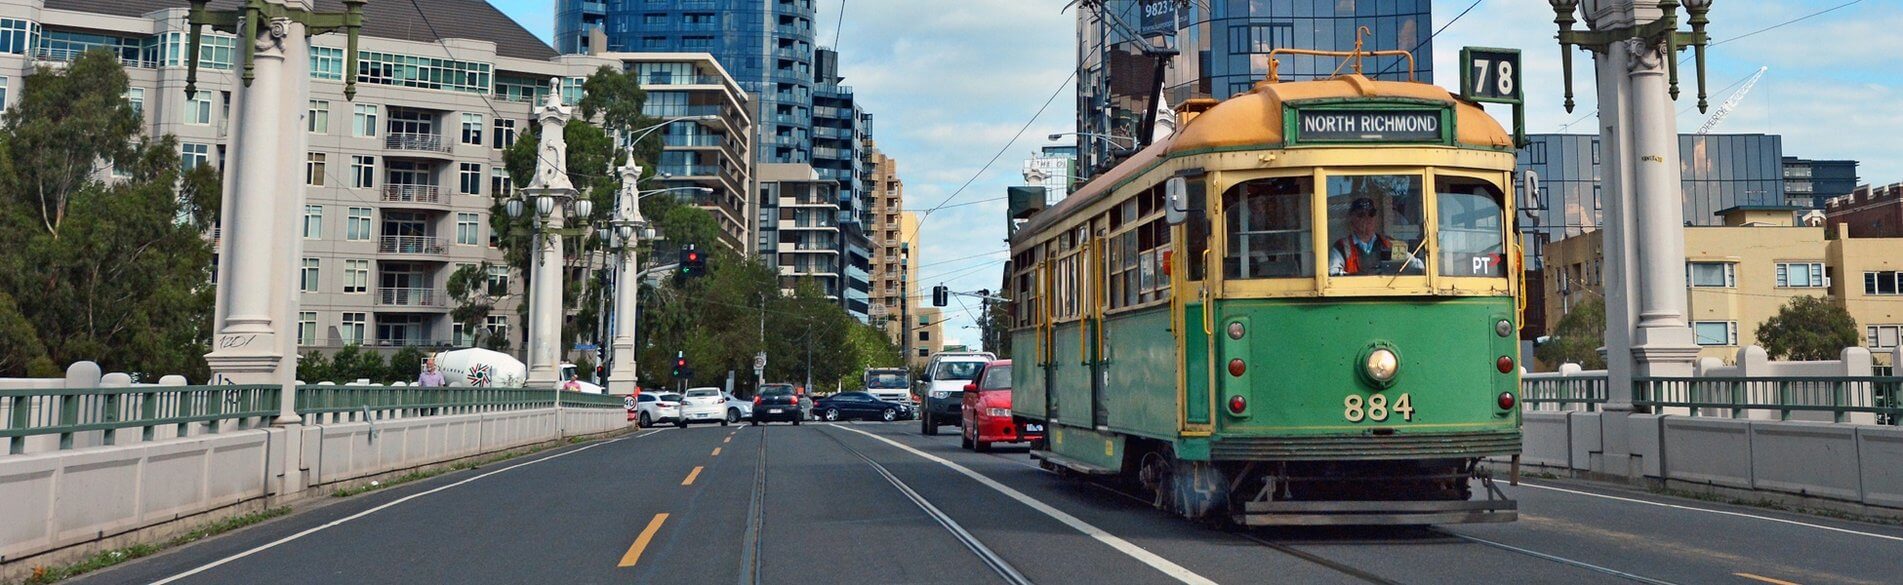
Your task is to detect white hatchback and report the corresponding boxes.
[677,387,730,427]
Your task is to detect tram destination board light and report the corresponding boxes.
[1287,105,1450,145]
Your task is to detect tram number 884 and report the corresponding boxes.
[1344,393,1414,423]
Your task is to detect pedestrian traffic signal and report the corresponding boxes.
[932,285,949,307]
[671,352,689,378]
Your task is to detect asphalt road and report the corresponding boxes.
[71,421,1903,585]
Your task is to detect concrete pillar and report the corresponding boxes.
[523,79,578,389]
[607,160,644,396]
[206,6,311,426]
[1622,36,1701,375]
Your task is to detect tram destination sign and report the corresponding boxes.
[1293,108,1444,143]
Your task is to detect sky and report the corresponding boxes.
[491,0,1899,351]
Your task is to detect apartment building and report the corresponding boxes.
[1545,206,1903,367]
[4,1,754,359]
[598,52,755,251]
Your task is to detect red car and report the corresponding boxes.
[961,360,1042,452]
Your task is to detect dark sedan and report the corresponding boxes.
[813,392,909,422]
[751,384,803,425]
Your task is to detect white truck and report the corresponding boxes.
[427,349,603,393]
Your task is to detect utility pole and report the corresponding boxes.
[757,292,766,390]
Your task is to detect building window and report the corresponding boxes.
[344,259,369,294]
[353,104,379,137]
[185,92,212,125]
[306,152,326,186]
[300,258,320,292]
[180,143,210,171]
[492,118,517,149]
[1687,262,1735,288]
[310,46,344,80]
[459,163,482,195]
[916,348,929,357]
[297,311,317,346]
[1693,321,1738,346]
[1776,262,1827,288]
[452,322,469,346]
[460,113,483,145]
[486,265,511,296]
[124,87,143,118]
[340,312,366,346]
[308,100,329,134]
[347,207,373,241]
[1866,325,1903,350]
[303,205,322,239]
[484,315,508,341]
[158,31,235,70]
[1865,271,1902,296]
[357,51,491,94]
[456,212,480,245]
[351,155,375,188]
[492,167,514,198]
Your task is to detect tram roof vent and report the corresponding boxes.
[1175,98,1219,128]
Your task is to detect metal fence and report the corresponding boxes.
[1520,374,1609,411]
[2,385,280,455]
[1635,376,1903,425]
[2,386,629,454]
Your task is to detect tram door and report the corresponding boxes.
[1087,226,1108,428]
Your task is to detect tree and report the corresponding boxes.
[297,351,334,384]
[0,51,217,379]
[327,345,388,384]
[1535,298,1606,370]
[387,347,425,383]
[1757,296,1860,361]
[447,263,505,349]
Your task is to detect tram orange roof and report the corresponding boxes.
[1169,74,1514,154]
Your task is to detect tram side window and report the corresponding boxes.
[1437,178,1508,277]
[1327,175,1425,277]
[1224,177,1313,279]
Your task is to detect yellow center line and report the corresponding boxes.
[711,447,722,456]
[617,513,669,568]
[1735,573,1802,585]
[681,466,703,486]
[723,436,732,443]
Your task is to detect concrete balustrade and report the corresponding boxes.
[0,362,634,577]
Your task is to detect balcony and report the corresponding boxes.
[380,184,443,206]
[641,74,727,87]
[375,287,443,308]
[385,133,451,154]
[643,105,724,118]
[663,135,724,148]
[33,47,156,69]
[378,236,445,256]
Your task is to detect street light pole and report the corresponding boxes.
[605,150,648,396]
[510,78,595,390]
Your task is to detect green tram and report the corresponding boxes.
[1008,70,1523,525]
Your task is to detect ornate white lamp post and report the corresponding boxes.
[508,78,596,388]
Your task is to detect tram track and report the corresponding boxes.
[979,448,1682,585]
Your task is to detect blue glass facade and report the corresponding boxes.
[558,0,817,167]
[1076,0,1433,177]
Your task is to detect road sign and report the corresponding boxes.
[753,352,767,371]
[623,395,636,410]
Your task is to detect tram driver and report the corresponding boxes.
[1328,197,1424,276]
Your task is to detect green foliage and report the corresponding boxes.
[388,347,425,382]
[979,299,1013,358]
[297,351,334,384]
[1757,296,1860,361]
[0,51,215,379]
[1536,298,1606,370]
[446,262,503,349]
[326,345,388,384]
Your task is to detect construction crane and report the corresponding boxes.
[1697,66,1767,135]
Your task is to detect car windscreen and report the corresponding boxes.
[933,361,984,381]
[866,373,907,388]
[979,365,1012,390]
[684,389,718,397]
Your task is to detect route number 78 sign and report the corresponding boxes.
[1458,47,1526,147]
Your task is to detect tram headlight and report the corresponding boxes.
[1364,348,1400,383]
[1495,319,1513,338]
[1227,321,1246,340]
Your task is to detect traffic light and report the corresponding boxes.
[932,285,949,307]
[678,245,706,278]
[671,352,689,378]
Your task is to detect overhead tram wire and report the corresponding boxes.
[1371,0,1483,78]
[918,249,1008,269]
[1551,0,1865,132]
[900,69,1076,254]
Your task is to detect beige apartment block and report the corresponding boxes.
[1545,206,1903,367]
[1,1,755,361]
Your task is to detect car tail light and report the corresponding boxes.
[753,396,762,405]
[1496,355,1515,373]
[1497,392,1516,410]
[1228,358,1246,377]
[1228,395,1246,414]
[719,397,727,404]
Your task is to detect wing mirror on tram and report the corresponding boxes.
[1165,174,1204,225]
[1520,170,1543,215]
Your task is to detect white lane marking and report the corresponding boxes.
[830,424,1220,585]
[1445,532,1680,585]
[1520,482,1903,543]
[151,429,666,585]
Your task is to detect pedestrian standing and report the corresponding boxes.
[418,361,447,387]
